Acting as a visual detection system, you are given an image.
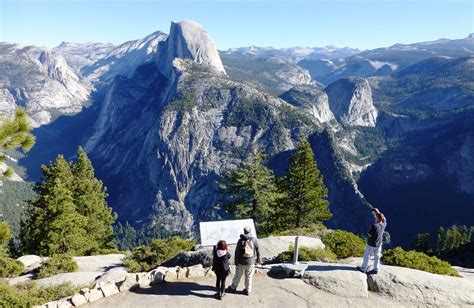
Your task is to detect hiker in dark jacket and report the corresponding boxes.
[357,208,387,274]
[212,240,231,299]
[228,226,260,296]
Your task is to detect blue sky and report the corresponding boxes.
[1,0,472,50]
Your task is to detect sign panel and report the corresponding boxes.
[199,219,257,246]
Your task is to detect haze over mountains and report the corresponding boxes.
[1,21,473,246]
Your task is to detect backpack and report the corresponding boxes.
[242,239,255,258]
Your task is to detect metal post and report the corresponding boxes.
[293,236,300,264]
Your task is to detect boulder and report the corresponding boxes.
[88,288,104,302]
[186,264,206,277]
[100,281,119,297]
[367,265,474,306]
[118,274,139,292]
[302,262,368,298]
[80,288,91,302]
[259,236,325,262]
[162,250,213,268]
[71,294,88,306]
[137,272,151,287]
[56,299,72,308]
[17,255,42,272]
[94,267,128,285]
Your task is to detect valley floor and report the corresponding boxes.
[84,273,403,308]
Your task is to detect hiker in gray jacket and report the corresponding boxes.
[228,226,260,296]
[357,208,387,274]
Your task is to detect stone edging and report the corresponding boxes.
[35,264,269,307]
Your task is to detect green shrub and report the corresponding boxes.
[321,230,366,259]
[124,236,195,272]
[0,256,24,278]
[36,254,78,279]
[277,246,337,262]
[0,281,82,307]
[382,247,460,277]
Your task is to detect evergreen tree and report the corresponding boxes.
[219,152,280,234]
[0,107,35,177]
[72,147,116,253]
[413,233,431,253]
[0,220,11,256]
[25,156,88,255]
[114,221,138,251]
[22,148,117,256]
[277,138,331,229]
[436,226,447,252]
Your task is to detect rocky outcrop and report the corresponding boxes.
[302,262,368,298]
[82,31,167,84]
[54,42,115,71]
[280,86,335,123]
[0,43,91,126]
[367,265,474,306]
[325,77,377,127]
[157,20,226,76]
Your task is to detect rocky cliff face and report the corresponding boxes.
[0,43,91,126]
[157,20,225,76]
[82,31,168,85]
[280,86,335,124]
[54,42,115,72]
[325,77,378,127]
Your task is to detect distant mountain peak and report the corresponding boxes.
[157,20,226,75]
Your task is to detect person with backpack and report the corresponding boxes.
[357,208,387,274]
[212,240,231,299]
[227,226,260,296]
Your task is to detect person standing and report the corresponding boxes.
[212,240,231,299]
[228,226,260,296]
[357,208,387,274]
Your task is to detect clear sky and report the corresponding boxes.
[1,0,472,50]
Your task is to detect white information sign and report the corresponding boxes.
[199,219,257,246]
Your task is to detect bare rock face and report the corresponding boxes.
[325,77,377,127]
[0,43,91,126]
[280,86,335,123]
[157,20,226,76]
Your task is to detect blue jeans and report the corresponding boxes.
[361,244,382,271]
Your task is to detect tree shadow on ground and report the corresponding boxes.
[130,281,218,299]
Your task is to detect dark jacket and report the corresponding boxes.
[234,234,260,266]
[212,246,231,277]
[368,220,387,247]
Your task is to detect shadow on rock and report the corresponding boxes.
[130,281,217,299]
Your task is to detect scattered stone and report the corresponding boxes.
[94,267,128,286]
[302,262,368,298]
[186,264,206,277]
[71,294,87,306]
[118,274,139,292]
[137,272,151,287]
[88,288,104,302]
[100,282,120,297]
[367,265,474,306]
[17,255,42,272]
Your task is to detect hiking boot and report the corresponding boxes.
[220,293,226,300]
[356,266,367,273]
[226,286,236,293]
[368,269,378,275]
[243,289,250,296]
[214,292,221,299]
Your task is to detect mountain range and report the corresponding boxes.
[1,21,473,246]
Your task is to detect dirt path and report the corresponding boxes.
[84,273,404,308]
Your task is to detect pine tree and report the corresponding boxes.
[72,147,116,253]
[25,155,88,255]
[413,233,431,253]
[219,152,281,234]
[0,220,11,256]
[0,107,35,177]
[114,221,138,251]
[436,226,447,252]
[277,138,331,229]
